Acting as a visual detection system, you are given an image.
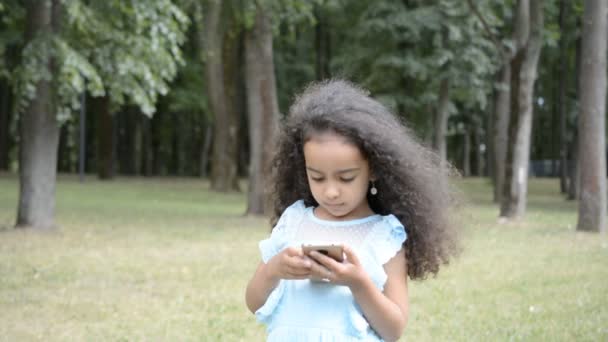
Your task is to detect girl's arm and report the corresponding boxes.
[308,246,408,342]
[245,247,313,313]
[349,248,408,341]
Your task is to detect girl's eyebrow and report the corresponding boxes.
[306,167,360,174]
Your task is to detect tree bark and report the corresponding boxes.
[0,79,12,170]
[16,0,61,230]
[576,0,607,233]
[493,65,511,202]
[500,0,543,219]
[221,3,244,186]
[57,124,70,172]
[486,94,494,179]
[567,128,578,200]
[473,120,483,176]
[245,7,280,215]
[203,0,240,192]
[200,124,212,178]
[434,78,450,164]
[463,128,471,177]
[566,30,582,200]
[557,0,569,193]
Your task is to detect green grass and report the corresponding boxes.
[0,174,606,341]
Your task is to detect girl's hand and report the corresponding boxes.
[308,245,368,287]
[266,247,313,281]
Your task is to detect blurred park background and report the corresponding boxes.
[0,0,607,341]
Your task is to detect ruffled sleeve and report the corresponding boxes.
[255,200,305,325]
[375,215,407,265]
[258,200,305,263]
[365,214,407,290]
[255,281,286,324]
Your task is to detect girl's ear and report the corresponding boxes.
[369,171,376,182]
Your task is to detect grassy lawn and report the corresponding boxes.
[0,174,606,341]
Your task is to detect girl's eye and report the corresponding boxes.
[341,177,355,183]
[310,177,324,182]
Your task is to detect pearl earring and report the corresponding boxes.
[370,181,378,195]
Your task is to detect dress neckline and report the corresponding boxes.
[306,206,381,226]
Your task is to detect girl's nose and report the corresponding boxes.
[325,184,339,199]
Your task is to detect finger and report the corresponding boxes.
[287,256,312,269]
[310,250,341,270]
[287,269,311,278]
[287,262,312,275]
[309,262,332,280]
[342,245,360,265]
[284,246,304,257]
[285,257,313,277]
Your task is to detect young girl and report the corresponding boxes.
[246,80,459,341]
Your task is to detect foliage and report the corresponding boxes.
[0,0,595,179]
[165,55,208,117]
[532,0,584,159]
[8,0,189,122]
[242,0,319,30]
[0,0,24,81]
[330,0,505,133]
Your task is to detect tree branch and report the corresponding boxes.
[466,0,510,61]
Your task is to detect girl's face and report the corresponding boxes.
[303,132,374,221]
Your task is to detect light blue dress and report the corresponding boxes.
[256,200,407,341]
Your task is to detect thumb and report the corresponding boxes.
[343,245,360,265]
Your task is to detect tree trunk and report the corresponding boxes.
[434,78,450,164]
[140,115,153,176]
[424,104,434,146]
[200,124,212,178]
[170,111,179,175]
[117,110,136,175]
[473,120,483,176]
[16,0,61,230]
[132,111,142,176]
[221,3,244,187]
[557,0,569,193]
[567,128,579,200]
[57,124,70,172]
[493,65,511,203]
[576,0,607,233]
[245,7,280,215]
[567,23,583,200]
[84,94,94,173]
[500,0,543,219]
[150,110,162,175]
[191,2,211,179]
[94,95,114,179]
[203,0,240,192]
[463,129,471,177]
[0,79,12,170]
[486,94,495,179]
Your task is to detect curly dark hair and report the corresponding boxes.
[269,79,460,280]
